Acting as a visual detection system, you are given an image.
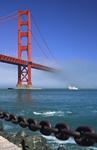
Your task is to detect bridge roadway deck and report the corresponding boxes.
[0,136,21,150]
[0,54,54,72]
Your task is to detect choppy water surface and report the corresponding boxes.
[0,89,97,150]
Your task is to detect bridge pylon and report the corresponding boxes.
[17,10,32,89]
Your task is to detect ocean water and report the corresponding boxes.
[0,89,97,150]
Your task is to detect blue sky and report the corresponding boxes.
[0,0,97,88]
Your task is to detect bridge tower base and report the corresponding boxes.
[17,10,32,89]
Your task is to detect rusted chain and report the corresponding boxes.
[0,111,97,147]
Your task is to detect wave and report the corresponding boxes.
[88,147,97,150]
[33,111,64,117]
[4,124,13,130]
[42,135,75,144]
[42,135,97,150]
[66,111,73,114]
[92,110,97,113]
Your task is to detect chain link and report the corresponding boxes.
[0,111,97,147]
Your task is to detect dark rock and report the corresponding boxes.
[23,135,52,150]
[0,129,52,150]
[57,145,66,150]
[0,121,4,131]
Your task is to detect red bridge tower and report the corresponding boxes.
[0,10,55,88]
[17,10,32,88]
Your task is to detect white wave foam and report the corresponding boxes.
[33,111,64,117]
[42,135,75,144]
[88,147,97,150]
[66,111,73,114]
[4,124,13,130]
[42,135,97,150]
[33,112,42,115]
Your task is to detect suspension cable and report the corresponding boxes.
[0,11,17,57]
[22,15,50,60]
[0,10,17,23]
[31,30,50,59]
[0,15,17,23]
[0,10,17,20]
[31,13,56,61]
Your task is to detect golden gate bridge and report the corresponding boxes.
[0,10,55,89]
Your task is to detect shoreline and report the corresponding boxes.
[0,124,52,150]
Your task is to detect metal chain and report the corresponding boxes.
[0,111,97,147]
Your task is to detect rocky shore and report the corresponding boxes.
[0,121,68,150]
[0,121,52,150]
[0,130,53,149]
